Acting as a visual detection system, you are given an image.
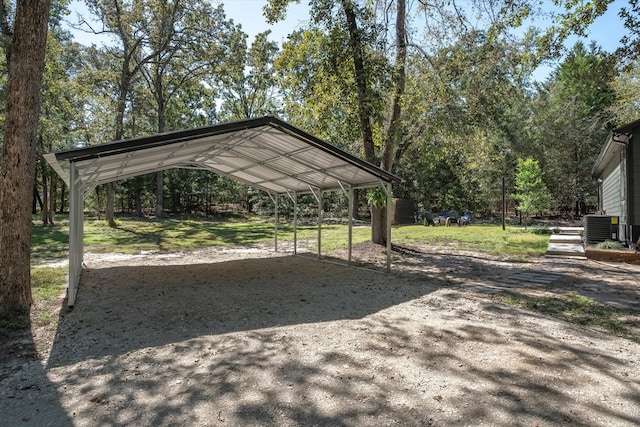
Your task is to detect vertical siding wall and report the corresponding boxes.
[602,158,623,218]
[632,137,640,225]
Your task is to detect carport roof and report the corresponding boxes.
[45,116,401,194]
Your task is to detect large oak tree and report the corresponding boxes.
[0,0,50,315]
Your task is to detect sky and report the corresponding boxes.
[67,0,630,81]
[573,0,628,53]
[66,0,309,46]
[531,0,629,80]
[221,0,310,44]
[218,0,630,50]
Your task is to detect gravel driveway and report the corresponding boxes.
[1,243,639,426]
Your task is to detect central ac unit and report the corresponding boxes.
[584,215,619,245]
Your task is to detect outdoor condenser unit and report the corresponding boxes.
[583,215,619,245]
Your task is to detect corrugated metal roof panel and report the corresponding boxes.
[46,116,401,194]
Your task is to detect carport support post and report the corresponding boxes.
[68,162,84,308]
[318,190,323,259]
[293,192,298,255]
[274,194,279,252]
[385,183,392,272]
[347,188,354,265]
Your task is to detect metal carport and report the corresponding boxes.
[45,116,402,308]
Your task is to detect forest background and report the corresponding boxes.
[4,0,639,224]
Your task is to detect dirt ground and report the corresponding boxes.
[1,241,640,426]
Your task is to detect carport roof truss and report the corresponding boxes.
[45,115,401,195]
[46,116,401,309]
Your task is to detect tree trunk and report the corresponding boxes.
[33,185,42,214]
[382,0,406,172]
[105,65,129,226]
[341,0,375,164]
[0,0,50,315]
[48,172,56,224]
[105,182,116,225]
[352,188,360,220]
[155,70,166,219]
[341,0,406,244]
[40,152,52,225]
[341,0,382,243]
[58,180,65,214]
[41,163,50,225]
[105,53,132,226]
[155,171,164,218]
[135,187,143,217]
[370,205,387,245]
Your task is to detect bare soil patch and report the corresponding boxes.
[2,242,640,426]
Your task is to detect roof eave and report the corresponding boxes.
[592,132,630,178]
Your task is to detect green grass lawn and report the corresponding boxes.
[32,215,550,262]
[393,224,549,259]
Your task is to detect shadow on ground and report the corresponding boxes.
[46,256,441,367]
[0,312,74,425]
[3,250,639,426]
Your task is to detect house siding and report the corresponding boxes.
[632,137,640,225]
[630,136,640,242]
[602,158,623,217]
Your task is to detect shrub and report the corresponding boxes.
[595,240,624,250]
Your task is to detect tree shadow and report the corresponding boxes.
[404,301,640,425]
[46,256,440,367]
[0,309,74,425]
[110,221,278,249]
[24,250,640,425]
[390,243,640,310]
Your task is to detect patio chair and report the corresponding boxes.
[438,211,448,226]
[422,210,436,226]
[458,211,472,226]
[446,210,460,226]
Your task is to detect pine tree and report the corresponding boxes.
[513,158,550,228]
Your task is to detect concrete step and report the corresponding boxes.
[546,242,586,258]
[545,254,588,260]
[549,234,582,244]
[553,226,584,234]
[545,228,586,259]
